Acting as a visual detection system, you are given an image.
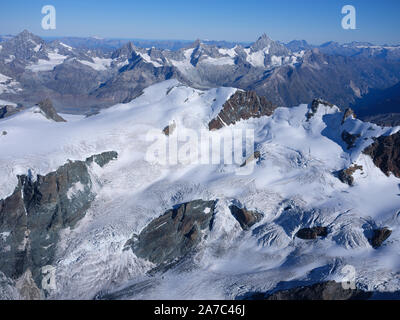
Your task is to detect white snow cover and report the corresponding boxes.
[244,47,269,67]
[60,42,73,51]
[0,73,21,94]
[26,52,67,72]
[138,52,163,67]
[1,80,400,299]
[200,56,235,66]
[4,55,15,64]
[77,57,113,71]
[218,46,237,58]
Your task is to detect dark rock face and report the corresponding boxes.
[0,151,117,293]
[342,130,360,149]
[229,205,263,231]
[162,122,176,136]
[0,105,20,119]
[306,99,335,120]
[129,199,217,266]
[342,108,356,124]
[85,151,118,168]
[363,131,400,177]
[241,281,371,300]
[240,151,261,167]
[208,91,276,130]
[36,99,66,122]
[370,228,392,248]
[337,165,363,186]
[296,226,328,240]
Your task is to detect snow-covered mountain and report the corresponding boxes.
[1,80,400,299]
[2,30,400,118]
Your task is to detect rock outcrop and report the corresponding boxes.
[363,131,400,177]
[162,121,176,136]
[128,199,217,266]
[0,105,20,119]
[337,165,363,186]
[296,226,328,240]
[208,91,276,130]
[370,227,392,248]
[342,130,360,149]
[306,99,335,120]
[85,151,118,168]
[229,205,263,231]
[342,108,356,124]
[240,151,261,167]
[35,99,66,122]
[0,151,117,295]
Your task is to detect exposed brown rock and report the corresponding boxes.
[35,99,66,122]
[338,164,363,186]
[306,99,335,120]
[296,226,328,240]
[240,151,261,167]
[342,108,356,124]
[229,205,263,230]
[162,121,176,136]
[342,130,360,149]
[363,131,400,177]
[370,227,392,248]
[208,91,276,130]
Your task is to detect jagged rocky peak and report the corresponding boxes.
[208,90,276,130]
[85,151,118,167]
[306,98,335,120]
[0,151,117,298]
[14,29,43,43]
[229,204,263,231]
[363,131,400,178]
[35,99,66,122]
[370,227,392,248]
[251,33,274,51]
[337,164,363,186]
[342,107,356,124]
[127,199,217,267]
[250,33,291,56]
[296,226,328,240]
[341,130,360,149]
[111,41,137,59]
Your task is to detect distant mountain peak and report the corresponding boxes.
[251,33,274,51]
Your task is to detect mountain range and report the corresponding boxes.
[1,30,400,121]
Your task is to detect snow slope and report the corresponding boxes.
[1,80,400,299]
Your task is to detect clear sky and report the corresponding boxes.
[0,0,399,44]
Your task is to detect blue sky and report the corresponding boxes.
[0,0,399,44]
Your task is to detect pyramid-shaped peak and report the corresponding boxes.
[13,30,44,44]
[189,39,205,49]
[258,33,272,41]
[251,33,275,51]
